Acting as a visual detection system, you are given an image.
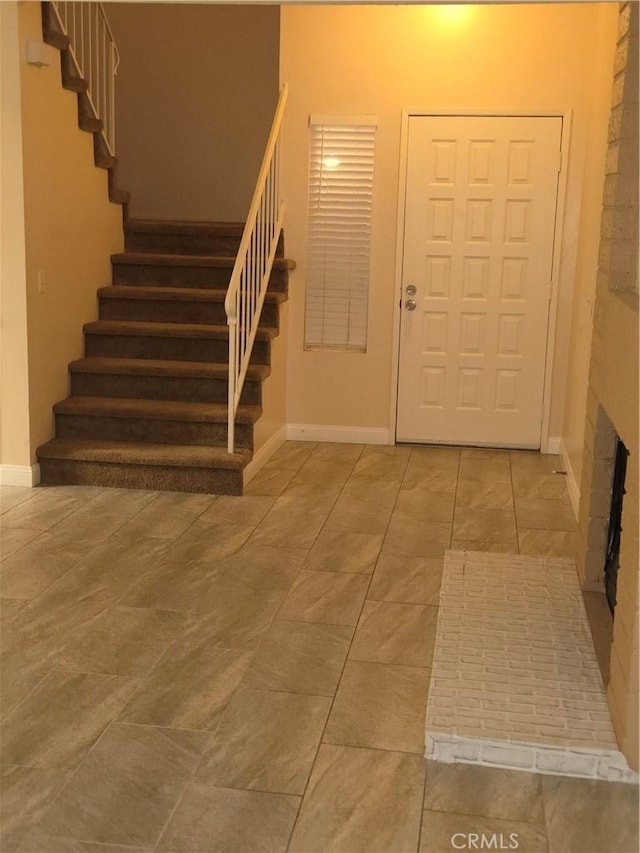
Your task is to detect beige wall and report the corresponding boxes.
[105,3,280,223]
[280,3,618,441]
[0,2,31,472]
[17,1,124,463]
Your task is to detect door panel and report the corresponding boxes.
[397,115,562,448]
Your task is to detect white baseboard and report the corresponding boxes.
[542,436,561,455]
[286,424,391,445]
[243,426,287,486]
[0,464,41,487]
[559,438,580,520]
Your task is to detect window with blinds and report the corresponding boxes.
[304,117,378,351]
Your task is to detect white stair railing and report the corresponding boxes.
[50,2,119,156]
[225,84,288,454]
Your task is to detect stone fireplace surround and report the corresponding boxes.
[576,1,638,772]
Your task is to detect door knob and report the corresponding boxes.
[405,284,417,295]
[405,299,416,311]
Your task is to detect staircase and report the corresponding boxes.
[36,221,290,495]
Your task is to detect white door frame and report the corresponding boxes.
[389,108,572,453]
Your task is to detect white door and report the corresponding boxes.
[397,115,562,448]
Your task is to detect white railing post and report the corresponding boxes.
[224,84,288,456]
[50,2,119,157]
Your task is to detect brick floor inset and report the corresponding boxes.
[426,550,638,783]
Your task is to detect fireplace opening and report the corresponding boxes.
[604,437,628,615]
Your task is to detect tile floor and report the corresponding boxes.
[0,442,638,853]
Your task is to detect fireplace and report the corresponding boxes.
[603,438,628,615]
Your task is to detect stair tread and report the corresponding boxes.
[98,285,285,304]
[37,438,250,470]
[53,396,261,424]
[126,220,246,236]
[84,320,276,340]
[69,357,270,382]
[112,252,293,269]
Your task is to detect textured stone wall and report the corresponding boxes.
[578,1,639,771]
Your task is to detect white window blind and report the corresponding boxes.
[304,118,377,351]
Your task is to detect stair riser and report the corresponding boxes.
[124,231,284,258]
[39,459,243,495]
[112,263,288,294]
[70,372,262,406]
[99,297,279,329]
[55,414,254,449]
[85,334,271,365]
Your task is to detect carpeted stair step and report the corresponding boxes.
[69,357,268,405]
[84,320,274,364]
[36,438,250,495]
[124,220,285,258]
[98,285,282,328]
[111,252,291,293]
[53,397,260,449]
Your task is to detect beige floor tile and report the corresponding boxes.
[419,810,548,853]
[117,493,214,540]
[0,527,41,559]
[282,479,344,501]
[277,570,369,626]
[264,441,317,471]
[402,466,459,494]
[181,577,285,649]
[165,517,254,562]
[451,539,518,554]
[542,774,639,853]
[408,446,461,470]
[394,490,456,523]
[157,784,300,853]
[0,643,49,722]
[16,835,145,852]
[74,487,158,518]
[42,505,128,551]
[452,507,517,546]
[0,541,81,600]
[0,493,85,532]
[340,476,402,508]
[510,451,561,474]
[455,479,514,511]
[250,509,327,550]
[518,528,579,559]
[0,486,37,514]
[0,764,70,853]
[118,643,253,730]
[59,606,183,677]
[0,597,27,624]
[303,529,383,574]
[196,687,331,794]
[458,456,511,483]
[323,496,393,535]
[198,494,274,526]
[123,558,224,613]
[291,458,354,485]
[244,466,296,496]
[5,536,171,651]
[245,620,352,696]
[310,442,364,463]
[424,762,545,824]
[288,744,425,853]
[362,444,413,458]
[349,453,409,483]
[218,542,304,592]
[511,470,570,501]
[368,553,443,605]
[384,516,451,558]
[39,723,209,848]
[349,601,438,667]
[324,660,430,753]
[0,670,137,770]
[514,496,577,532]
